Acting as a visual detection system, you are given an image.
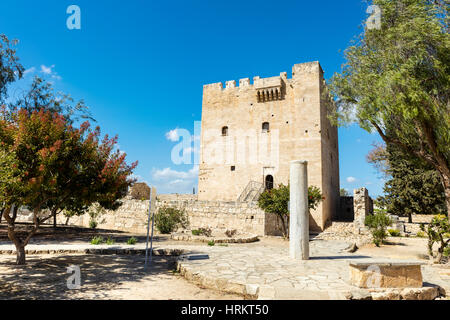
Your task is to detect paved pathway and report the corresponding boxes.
[1,238,448,300]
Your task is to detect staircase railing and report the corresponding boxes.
[237,181,264,203]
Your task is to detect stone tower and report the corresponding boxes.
[198,61,339,231]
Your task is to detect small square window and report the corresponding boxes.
[231,166,236,171]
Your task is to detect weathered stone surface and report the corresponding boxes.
[198,61,340,232]
[349,261,424,288]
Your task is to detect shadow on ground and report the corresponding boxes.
[0,253,177,300]
[0,223,175,245]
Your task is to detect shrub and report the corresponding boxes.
[388,229,401,237]
[90,236,104,245]
[416,231,426,238]
[105,237,115,245]
[130,182,151,200]
[207,240,215,246]
[89,219,98,229]
[420,214,450,264]
[155,207,188,234]
[191,228,212,237]
[127,237,138,245]
[365,210,393,247]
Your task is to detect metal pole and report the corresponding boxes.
[149,191,156,265]
[144,187,153,270]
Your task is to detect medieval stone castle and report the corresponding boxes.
[198,61,340,231]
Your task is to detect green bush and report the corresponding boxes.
[155,207,188,234]
[365,210,393,247]
[105,237,115,245]
[444,247,450,258]
[127,237,138,245]
[192,228,212,237]
[416,231,426,238]
[90,236,104,245]
[420,214,450,264]
[207,240,215,246]
[388,229,401,237]
[89,219,98,229]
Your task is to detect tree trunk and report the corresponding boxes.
[53,211,57,229]
[441,173,450,219]
[408,213,412,224]
[16,244,26,265]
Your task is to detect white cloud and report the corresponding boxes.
[152,166,198,181]
[346,176,357,183]
[23,67,36,76]
[165,128,180,142]
[40,64,62,80]
[151,166,198,194]
[41,64,54,74]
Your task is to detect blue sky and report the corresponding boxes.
[0,0,385,197]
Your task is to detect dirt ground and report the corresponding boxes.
[0,253,242,300]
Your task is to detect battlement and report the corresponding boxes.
[203,61,321,93]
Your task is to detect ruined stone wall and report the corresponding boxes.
[155,198,277,236]
[353,188,373,234]
[47,195,280,236]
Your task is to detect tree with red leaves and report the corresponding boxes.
[0,108,137,264]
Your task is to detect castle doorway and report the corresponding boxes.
[265,175,274,190]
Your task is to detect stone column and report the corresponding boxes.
[353,187,370,234]
[289,160,309,260]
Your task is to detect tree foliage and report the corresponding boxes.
[329,0,450,216]
[365,209,393,247]
[0,34,23,102]
[380,143,446,221]
[257,184,323,238]
[420,214,450,263]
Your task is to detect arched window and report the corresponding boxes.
[265,175,274,190]
[262,122,270,133]
[222,126,228,136]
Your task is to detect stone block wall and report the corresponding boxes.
[155,198,278,236]
[44,194,283,236]
[353,187,373,234]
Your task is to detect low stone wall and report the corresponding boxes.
[55,198,150,233]
[155,199,278,236]
[45,195,282,236]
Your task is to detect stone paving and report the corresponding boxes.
[0,238,448,300]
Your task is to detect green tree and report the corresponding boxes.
[0,34,24,102]
[257,184,323,238]
[329,0,450,217]
[340,188,350,197]
[380,143,446,222]
[0,109,137,264]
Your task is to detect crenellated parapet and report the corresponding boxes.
[203,71,292,103]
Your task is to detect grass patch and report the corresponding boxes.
[90,236,104,245]
[126,237,138,245]
[388,229,401,237]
